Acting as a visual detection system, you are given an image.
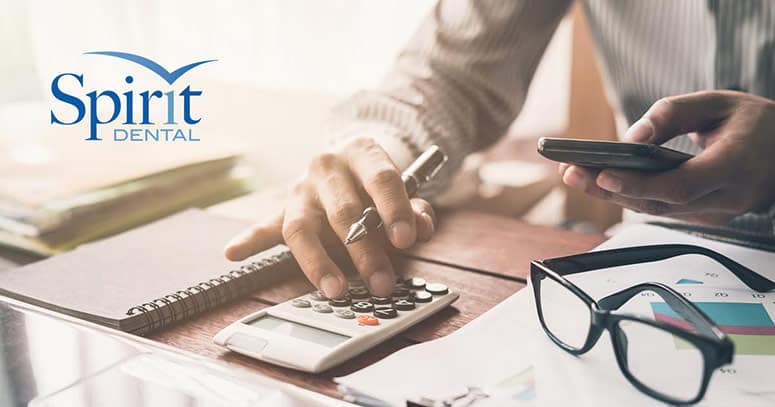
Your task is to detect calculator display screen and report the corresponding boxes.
[247,315,350,348]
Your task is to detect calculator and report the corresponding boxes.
[213,277,459,372]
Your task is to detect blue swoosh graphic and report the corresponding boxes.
[85,51,216,84]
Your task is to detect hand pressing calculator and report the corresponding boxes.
[214,277,459,372]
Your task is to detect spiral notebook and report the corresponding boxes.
[0,209,295,334]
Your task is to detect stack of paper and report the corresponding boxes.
[337,290,542,406]
[336,224,775,406]
[0,132,249,256]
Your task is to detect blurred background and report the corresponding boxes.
[0,0,570,176]
[0,0,620,259]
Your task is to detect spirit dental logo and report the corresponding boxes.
[49,51,216,142]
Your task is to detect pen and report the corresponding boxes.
[344,145,447,245]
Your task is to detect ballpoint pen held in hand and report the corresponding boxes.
[344,145,447,245]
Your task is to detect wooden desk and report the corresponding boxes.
[150,210,604,399]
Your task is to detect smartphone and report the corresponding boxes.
[537,137,693,171]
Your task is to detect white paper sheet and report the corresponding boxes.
[533,286,775,406]
[336,290,542,406]
[336,224,775,406]
[533,224,775,406]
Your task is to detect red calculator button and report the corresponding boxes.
[357,315,379,326]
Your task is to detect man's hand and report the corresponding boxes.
[223,138,436,298]
[560,90,775,225]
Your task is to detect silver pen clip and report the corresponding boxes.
[423,153,448,182]
[405,145,448,184]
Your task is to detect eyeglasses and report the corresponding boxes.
[530,244,774,405]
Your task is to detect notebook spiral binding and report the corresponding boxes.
[125,249,292,332]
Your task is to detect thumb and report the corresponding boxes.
[624,92,731,145]
[224,211,284,261]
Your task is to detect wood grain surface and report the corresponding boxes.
[403,210,604,280]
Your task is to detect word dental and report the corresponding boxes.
[50,73,202,142]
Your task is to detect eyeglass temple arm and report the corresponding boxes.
[543,244,775,292]
[598,282,720,340]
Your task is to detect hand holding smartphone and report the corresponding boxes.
[537,137,693,171]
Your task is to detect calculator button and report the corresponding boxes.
[392,287,410,298]
[349,287,370,299]
[291,299,311,308]
[348,279,366,288]
[406,277,427,289]
[351,302,374,313]
[374,308,398,319]
[309,291,328,301]
[357,315,380,326]
[335,309,356,319]
[329,297,352,307]
[414,291,433,303]
[371,296,393,305]
[312,303,333,313]
[394,299,416,311]
[425,283,449,295]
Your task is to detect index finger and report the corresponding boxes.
[282,200,347,298]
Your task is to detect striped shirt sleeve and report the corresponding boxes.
[329,0,572,196]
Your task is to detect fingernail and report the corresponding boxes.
[624,118,655,143]
[224,232,245,250]
[562,167,587,189]
[558,163,569,176]
[320,274,343,298]
[368,271,394,297]
[223,236,247,260]
[389,221,414,248]
[597,173,622,192]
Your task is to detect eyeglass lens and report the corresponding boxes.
[537,274,592,350]
[614,318,705,402]
[538,273,708,402]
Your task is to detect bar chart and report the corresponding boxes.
[651,301,775,356]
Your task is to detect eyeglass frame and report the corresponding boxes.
[528,243,772,405]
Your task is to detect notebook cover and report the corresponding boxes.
[0,209,290,331]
